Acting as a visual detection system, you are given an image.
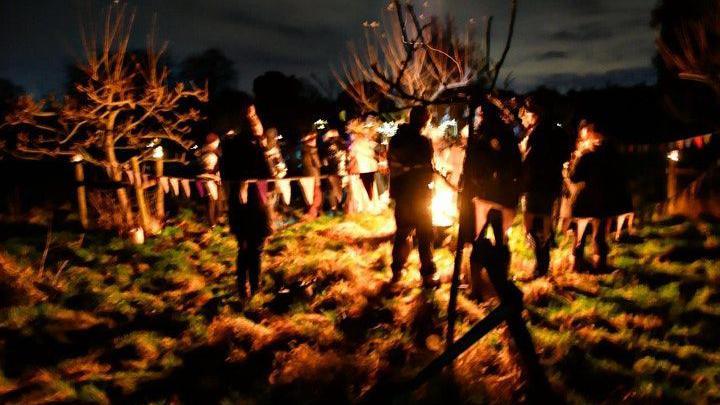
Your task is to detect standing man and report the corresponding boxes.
[301,130,323,219]
[221,100,272,299]
[388,106,438,288]
[519,97,571,278]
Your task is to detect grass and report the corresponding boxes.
[0,209,719,403]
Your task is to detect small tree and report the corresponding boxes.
[3,6,208,227]
[654,0,720,95]
[335,0,517,112]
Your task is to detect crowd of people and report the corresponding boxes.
[207,94,632,300]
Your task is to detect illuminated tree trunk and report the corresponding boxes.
[104,135,133,227]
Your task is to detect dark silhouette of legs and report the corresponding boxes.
[592,218,609,271]
[246,235,265,295]
[391,224,413,281]
[236,240,248,298]
[392,200,437,286]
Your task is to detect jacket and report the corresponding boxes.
[569,141,633,218]
[388,124,434,203]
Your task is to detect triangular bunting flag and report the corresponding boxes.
[181,179,191,198]
[159,177,170,193]
[615,213,633,241]
[299,177,316,206]
[257,181,269,205]
[125,170,135,185]
[169,178,180,196]
[277,179,292,205]
[676,140,684,149]
[694,136,704,148]
[704,134,713,144]
[239,182,249,204]
[684,138,693,148]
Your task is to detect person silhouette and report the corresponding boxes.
[220,100,272,298]
[388,106,438,288]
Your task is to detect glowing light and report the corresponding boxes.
[71,153,83,163]
[431,185,458,227]
[377,121,400,138]
[314,119,328,131]
[152,146,164,159]
[667,150,680,162]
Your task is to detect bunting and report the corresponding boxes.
[169,178,180,196]
[181,179,191,198]
[159,177,170,194]
[299,177,316,206]
[239,182,249,204]
[277,179,292,205]
[619,131,716,153]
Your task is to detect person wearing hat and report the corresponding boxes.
[519,96,572,279]
[388,106,438,288]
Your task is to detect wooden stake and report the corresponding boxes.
[154,158,165,220]
[131,157,151,232]
[74,162,89,229]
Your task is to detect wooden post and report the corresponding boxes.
[154,158,165,220]
[667,159,677,200]
[131,157,151,232]
[74,161,89,229]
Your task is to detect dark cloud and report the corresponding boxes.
[551,25,614,42]
[526,66,657,91]
[535,50,569,61]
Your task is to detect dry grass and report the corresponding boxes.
[0,210,719,403]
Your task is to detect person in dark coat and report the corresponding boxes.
[388,106,437,288]
[569,121,633,271]
[220,102,273,298]
[519,97,572,278]
[461,98,522,300]
[301,130,323,219]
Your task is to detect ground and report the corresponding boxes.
[0,209,719,404]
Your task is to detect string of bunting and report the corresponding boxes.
[618,131,716,153]
[123,170,383,206]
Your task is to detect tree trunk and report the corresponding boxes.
[131,157,151,233]
[154,158,165,220]
[105,136,133,227]
[74,162,89,229]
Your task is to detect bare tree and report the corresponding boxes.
[3,6,208,227]
[655,0,720,95]
[335,0,517,112]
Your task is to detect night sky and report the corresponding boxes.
[0,0,658,96]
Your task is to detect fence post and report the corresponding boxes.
[131,157,151,232]
[74,160,89,229]
[154,158,165,220]
[667,159,677,200]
